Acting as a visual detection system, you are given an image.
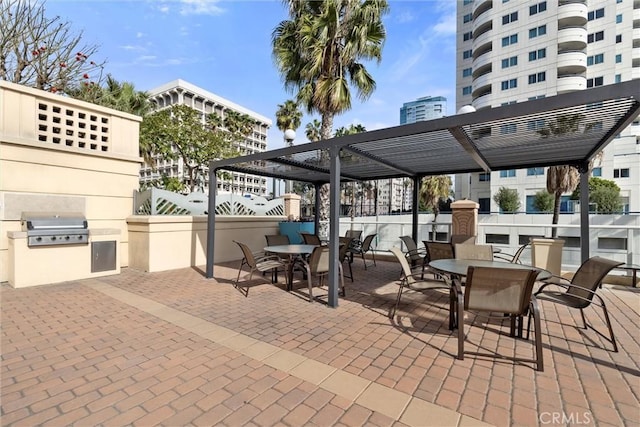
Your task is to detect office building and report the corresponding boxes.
[400,96,447,124]
[456,0,639,213]
[142,79,271,195]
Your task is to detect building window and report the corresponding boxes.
[500,123,517,134]
[463,13,472,23]
[613,168,629,178]
[615,74,622,83]
[501,79,517,90]
[462,86,472,95]
[528,72,546,84]
[587,31,604,43]
[529,1,547,15]
[616,34,622,43]
[587,54,604,65]
[502,11,518,25]
[500,169,516,178]
[463,31,473,41]
[502,34,518,47]
[615,54,622,63]
[592,167,602,177]
[479,198,490,213]
[587,76,604,88]
[462,68,472,77]
[463,49,473,59]
[527,167,544,176]
[616,14,622,24]
[463,0,473,4]
[479,173,491,182]
[501,56,518,68]
[587,8,604,21]
[529,48,546,61]
[529,25,547,39]
[527,119,545,130]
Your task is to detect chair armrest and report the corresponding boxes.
[536,275,571,293]
[255,254,282,263]
[493,252,515,262]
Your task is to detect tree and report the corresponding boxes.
[305,119,321,142]
[538,114,584,237]
[69,74,150,116]
[272,0,389,228]
[572,177,622,214]
[533,190,554,213]
[140,104,251,192]
[419,175,452,219]
[493,187,521,213]
[275,99,302,146]
[1,0,106,93]
[333,124,366,219]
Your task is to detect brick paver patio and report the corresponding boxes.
[1,257,639,426]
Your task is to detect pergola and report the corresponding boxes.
[206,81,640,307]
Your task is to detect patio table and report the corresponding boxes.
[264,244,317,291]
[613,263,640,288]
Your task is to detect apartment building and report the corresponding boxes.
[142,79,271,195]
[400,96,447,124]
[456,0,639,213]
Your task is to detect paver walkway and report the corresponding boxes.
[1,259,639,426]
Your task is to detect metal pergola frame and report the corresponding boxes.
[206,81,640,307]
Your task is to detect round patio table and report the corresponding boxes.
[264,244,317,291]
[429,259,552,281]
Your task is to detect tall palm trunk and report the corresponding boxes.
[551,191,562,238]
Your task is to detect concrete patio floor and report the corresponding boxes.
[1,257,639,427]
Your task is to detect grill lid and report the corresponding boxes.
[21,212,88,231]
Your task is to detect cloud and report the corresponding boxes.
[120,44,145,51]
[396,10,414,24]
[179,0,225,16]
[433,10,456,35]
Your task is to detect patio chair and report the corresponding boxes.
[400,236,428,276]
[345,229,363,242]
[424,241,454,281]
[339,237,354,282]
[233,240,285,296]
[494,242,530,264]
[388,247,453,325]
[454,244,494,261]
[349,233,377,269]
[265,234,292,275]
[302,245,345,302]
[300,232,322,246]
[533,256,623,352]
[450,235,477,246]
[455,266,543,371]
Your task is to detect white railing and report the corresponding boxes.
[133,188,284,216]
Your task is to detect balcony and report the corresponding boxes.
[472,92,492,110]
[472,0,492,18]
[634,48,640,67]
[472,28,492,53]
[557,51,587,75]
[557,75,587,93]
[558,27,587,51]
[472,8,492,33]
[557,2,588,27]
[472,73,492,95]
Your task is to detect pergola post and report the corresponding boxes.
[206,170,217,278]
[328,146,341,308]
[412,176,420,242]
[579,163,590,263]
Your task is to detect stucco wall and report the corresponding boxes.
[0,81,142,283]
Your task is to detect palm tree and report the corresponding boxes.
[272,0,389,226]
[275,100,302,146]
[538,114,586,238]
[419,175,452,221]
[305,119,322,142]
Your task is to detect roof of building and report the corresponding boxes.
[210,80,639,184]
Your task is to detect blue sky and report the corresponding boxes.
[46,0,457,149]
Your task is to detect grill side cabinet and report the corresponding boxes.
[92,241,117,273]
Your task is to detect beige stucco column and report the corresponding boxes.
[282,193,301,220]
[451,200,479,237]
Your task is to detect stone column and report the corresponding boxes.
[282,193,301,220]
[451,200,479,238]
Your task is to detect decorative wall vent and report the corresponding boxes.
[37,102,110,152]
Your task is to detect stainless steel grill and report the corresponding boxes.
[21,212,89,247]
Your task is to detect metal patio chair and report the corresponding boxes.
[233,240,285,296]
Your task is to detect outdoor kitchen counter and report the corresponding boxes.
[7,228,121,288]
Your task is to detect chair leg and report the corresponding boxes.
[390,281,405,318]
[371,250,376,266]
[306,265,313,302]
[339,265,346,297]
[348,262,353,282]
[580,308,588,329]
[457,297,465,360]
[531,300,544,371]
[601,304,619,352]
[362,252,367,270]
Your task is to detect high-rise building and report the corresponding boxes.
[400,96,447,124]
[456,0,639,213]
[142,79,271,195]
